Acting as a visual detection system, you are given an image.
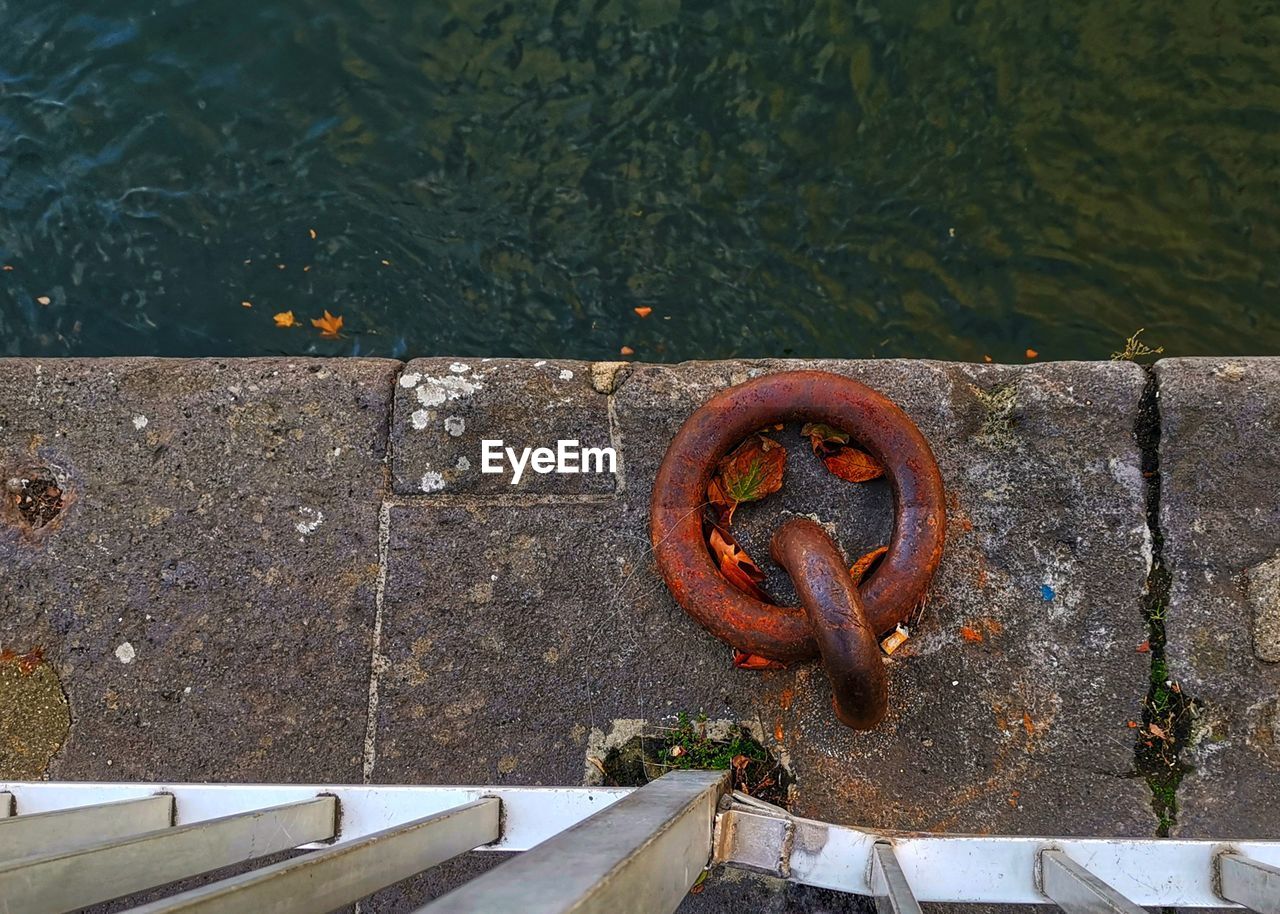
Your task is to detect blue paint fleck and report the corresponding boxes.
[1041,584,1056,601]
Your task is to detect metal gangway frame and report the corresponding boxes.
[0,771,1277,913]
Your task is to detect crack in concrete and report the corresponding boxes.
[1134,365,1198,837]
[360,363,406,787]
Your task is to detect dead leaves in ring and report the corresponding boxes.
[704,421,892,675]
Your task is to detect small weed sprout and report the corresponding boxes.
[1112,328,1164,362]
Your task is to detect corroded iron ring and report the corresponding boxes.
[650,370,946,726]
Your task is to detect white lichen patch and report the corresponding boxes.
[399,372,422,388]
[410,409,432,431]
[295,507,324,535]
[455,456,471,471]
[559,368,574,381]
[132,415,148,430]
[420,471,446,492]
[449,362,471,373]
[444,416,465,437]
[114,642,136,664]
[415,374,482,408]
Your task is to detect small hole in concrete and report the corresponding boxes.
[5,468,68,531]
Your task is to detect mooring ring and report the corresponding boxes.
[650,370,946,725]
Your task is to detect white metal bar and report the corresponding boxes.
[0,780,627,850]
[0,793,11,817]
[717,807,1280,906]
[870,843,922,914]
[418,770,728,914]
[0,795,173,862]
[121,798,500,914]
[0,796,335,914]
[1040,849,1146,914]
[1220,853,1280,914]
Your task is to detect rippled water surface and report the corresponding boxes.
[2,0,1279,360]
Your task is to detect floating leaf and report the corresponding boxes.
[35,295,50,306]
[633,306,652,318]
[713,435,785,521]
[708,525,769,601]
[733,649,786,671]
[822,445,883,483]
[850,545,888,582]
[1025,348,1039,359]
[311,310,344,338]
[308,228,317,240]
[800,422,850,455]
[241,300,253,309]
[273,310,298,328]
[620,345,635,356]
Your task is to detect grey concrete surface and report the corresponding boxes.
[391,358,618,496]
[2,354,1277,909]
[1158,357,1280,837]
[0,357,397,782]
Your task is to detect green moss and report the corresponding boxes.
[969,382,1018,446]
[601,712,790,807]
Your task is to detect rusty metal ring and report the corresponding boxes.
[650,370,946,727]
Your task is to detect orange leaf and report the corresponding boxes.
[706,476,735,525]
[800,422,849,455]
[850,545,888,582]
[960,626,984,643]
[1025,348,1039,359]
[713,435,786,516]
[1127,720,1138,728]
[633,306,652,318]
[273,310,298,328]
[708,525,769,601]
[982,354,992,363]
[1148,722,1167,740]
[311,310,344,338]
[734,650,786,671]
[620,345,635,356]
[1136,640,1150,653]
[822,446,883,483]
[1022,711,1035,736]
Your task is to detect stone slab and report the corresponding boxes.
[1157,357,1280,837]
[390,358,618,496]
[0,357,397,782]
[374,358,1155,859]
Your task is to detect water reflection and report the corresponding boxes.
[0,0,1277,359]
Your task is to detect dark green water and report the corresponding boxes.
[2,0,1278,361]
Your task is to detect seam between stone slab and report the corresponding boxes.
[384,493,620,508]
[1135,360,1195,836]
[360,360,408,784]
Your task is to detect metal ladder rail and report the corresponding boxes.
[715,795,1280,911]
[1,775,1279,913]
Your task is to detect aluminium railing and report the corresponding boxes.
[0,772,1276,913]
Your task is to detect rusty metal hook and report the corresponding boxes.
[650,370,946,729]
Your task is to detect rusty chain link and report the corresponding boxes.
[650,370,946,729]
